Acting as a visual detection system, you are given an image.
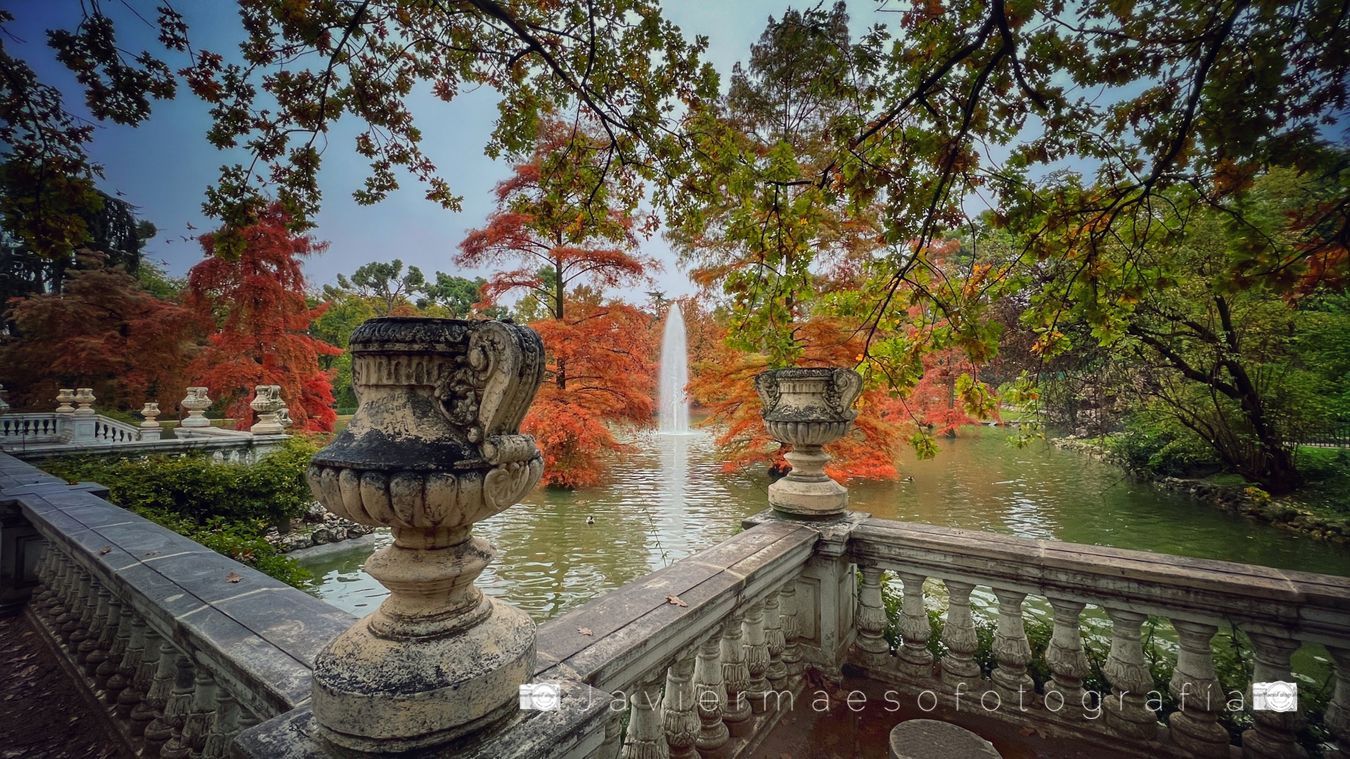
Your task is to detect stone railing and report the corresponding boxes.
[10,432,288,464]
[92,416,143,444]
[847,518,1350,757]
[0,412,67,444]
[533,515,825,758]
[0,451,353,757]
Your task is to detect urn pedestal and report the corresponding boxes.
[305,317,545,753]
[756,367,863,518]
[180,388,211,428]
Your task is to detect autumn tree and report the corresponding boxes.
[185,204,339,431]
[0,251,196,411]
[457,119,657,487]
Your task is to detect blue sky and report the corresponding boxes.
[5,2,885,302]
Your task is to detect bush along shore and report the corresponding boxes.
[1053,436,1350,546]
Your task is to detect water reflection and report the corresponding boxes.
[299,427,1349,620]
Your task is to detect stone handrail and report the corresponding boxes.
[847,517,1350,757]
[0,452,353,757]
[1,412,68,444]
[532,516,830,758]
[92,416,143,444]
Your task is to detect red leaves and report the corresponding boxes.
[185,204,339,432]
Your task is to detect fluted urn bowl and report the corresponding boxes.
[307,317,545,543]
[755,367,862,447]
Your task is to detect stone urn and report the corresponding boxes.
[139,402,162,441]
[249,385,285,435]
[180,387,211,427]
[55,388,76,413]
[73,387,96,415]
[755,366,863,517]
[305,317,545,752]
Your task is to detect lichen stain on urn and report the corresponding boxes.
[304,317,546,753]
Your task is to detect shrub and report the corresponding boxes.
[1107,410,1220,476]
[43,436,322,588]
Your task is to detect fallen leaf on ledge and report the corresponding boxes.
[666,595,688,607]
[578,627,593,636]
[225,572,242,583]
[98,546,111,556]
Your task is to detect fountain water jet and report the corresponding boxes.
[658,303,691,434]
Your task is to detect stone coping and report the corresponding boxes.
[0,452,354,718]
[535,518,818,694]
[851,517,1350,645]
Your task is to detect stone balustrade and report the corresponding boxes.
[0,451,353,757]
[533,514,825,758]
[847,518,1350,757]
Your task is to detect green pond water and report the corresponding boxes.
[299,427,1349,620]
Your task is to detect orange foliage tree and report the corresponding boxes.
[457,119,656,487]
[0,253,197,411]
[185,205,339,431]
[687,305,908,482]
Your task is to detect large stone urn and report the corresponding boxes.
[756,367,863,517]
[305,317,545,752]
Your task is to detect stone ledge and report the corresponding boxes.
[536,520,818,694]
[0,452,355,717]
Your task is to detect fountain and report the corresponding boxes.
[658,303,691,434]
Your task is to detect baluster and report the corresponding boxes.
[31,547,56,612]
[1242,633,1305,758]
[990,588,1033,703]
[939,580,980,690]
[59,566,92,643]
[592,714,621,759]
[98,604,133,697]
[744,601,769,714]
[114,616,149,718]
[1166,619,1229,756]
[721,611,751,735]
[68,569,101,656]
[1044,597,1090,717]
[621,669,667,759]
[779,582,802,682]
[693,626,729,757]
[126,628,164,724]
[1102,608,1157,740]
[1325,646,1350,758]
[42,555,73,629]
[202,690,241,759]
[84,590,120,678]
[895,572,933,679]
[76,585,111,667]
[855,567,890,666]
[132,637,177,737]
[762,591,786,692]
[663,649,700,759]
[177,668,219,757]
[146,654,195,758]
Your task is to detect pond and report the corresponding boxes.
[298,426,1349,620]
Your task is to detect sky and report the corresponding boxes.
[4,2,886,303]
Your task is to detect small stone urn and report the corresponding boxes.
[55,388,76,413]
[73,387,96,415]
[249,385,285,435]
[306,317,545,752]
[139,402,162,441]
[180,387,211,428]
[755,367,863,517]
